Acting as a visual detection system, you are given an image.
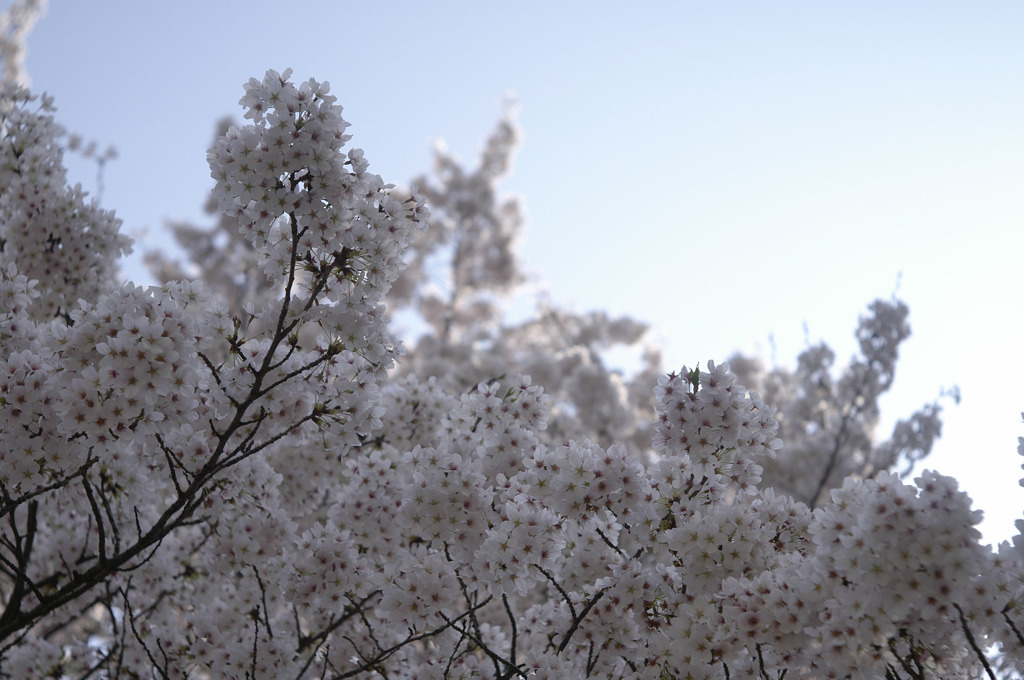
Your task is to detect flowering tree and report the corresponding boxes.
[727,300,956,509]
[3,7,1024,678]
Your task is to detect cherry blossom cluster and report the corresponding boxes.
[208,68,426,377]
[0,83,131,321]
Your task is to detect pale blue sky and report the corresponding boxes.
[10,1,1024,540]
